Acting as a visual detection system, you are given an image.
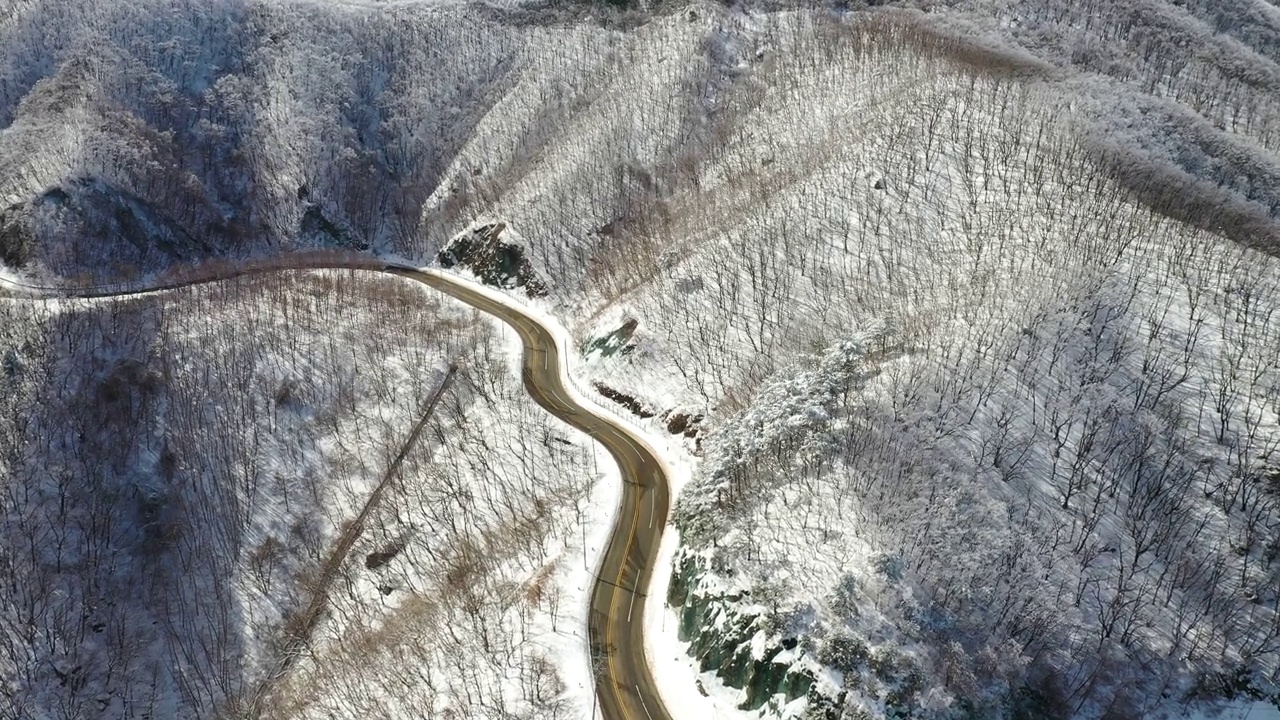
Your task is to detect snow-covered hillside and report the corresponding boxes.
[3,0,1280,719]
[553,11,1280,720]
[0,271,613,719]
[364,5,1280,713]
[2,0,1279,283]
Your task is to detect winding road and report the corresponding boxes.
[394,267,675,720]
[1,258,675,720]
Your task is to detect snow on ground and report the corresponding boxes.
[407,265,711,715]
[461,14,1280,720]
[4,0,1280,717]
[0,267,636,720]
[458,34,1280,705]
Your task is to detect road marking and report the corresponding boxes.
[637,685,656,720]
[649,489,655,529]
[623,435,642,456]
[607,452,645,720]
[596,575,646,596]
[426,272,660,718]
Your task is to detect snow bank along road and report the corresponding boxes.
[0,257,675,720]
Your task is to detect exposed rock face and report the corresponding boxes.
[667,552,825,717]
[591,382,656,419]
[437,222,547,297]
[664,411,703,438]
[300,204,367,251]
[0,180,219,277]
[584,317,640,358]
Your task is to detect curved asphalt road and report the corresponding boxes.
[391,267,674,720]
[2,260,675,720]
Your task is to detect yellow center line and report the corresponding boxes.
[606,442,644,720]
[430,273,653,720]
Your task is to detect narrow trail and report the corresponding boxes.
[1,256,676,720]
[246,364,458,716]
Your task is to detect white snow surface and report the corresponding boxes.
[3,0,1280,717]
[0,267,640,719]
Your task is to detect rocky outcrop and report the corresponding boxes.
[667,551,828,717]
[437,222,547,296]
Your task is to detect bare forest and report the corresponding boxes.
[0,271,605,719]
[3,0,1280,719]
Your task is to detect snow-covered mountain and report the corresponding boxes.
[3,0,1280,719]
[3,0,1277,282]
